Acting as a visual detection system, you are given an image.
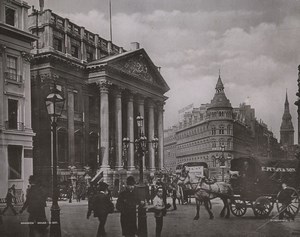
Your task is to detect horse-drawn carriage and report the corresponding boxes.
[174,162,209,204]
[176,156,300,220]
[229,156,300,218]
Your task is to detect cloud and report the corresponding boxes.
[25,2,300,140]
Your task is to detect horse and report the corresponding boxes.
[178,173,232,220]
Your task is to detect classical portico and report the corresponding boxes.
[87,47,169,183]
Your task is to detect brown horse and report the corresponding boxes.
[178,173,232,220]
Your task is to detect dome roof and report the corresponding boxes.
[208,75,232,109]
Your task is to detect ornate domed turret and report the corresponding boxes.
[208,74,232,109]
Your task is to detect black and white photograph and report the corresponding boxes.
[1,0,300,236]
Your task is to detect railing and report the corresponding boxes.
[5,121,25,131]
[4,72,23,83]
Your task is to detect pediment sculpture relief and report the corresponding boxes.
[112,55,155,83]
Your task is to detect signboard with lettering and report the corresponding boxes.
[261,166,296,172]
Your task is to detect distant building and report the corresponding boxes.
[164,75,282,180]
[0,0,37,197]
[280,92,296,159]
[28,9,169,187]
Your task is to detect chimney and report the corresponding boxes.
[130,42,140,51]
[119,47,124,54]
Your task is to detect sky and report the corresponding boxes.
[26,0,300,142]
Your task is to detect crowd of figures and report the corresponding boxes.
[0,166,297,237]
[85,175,175,237]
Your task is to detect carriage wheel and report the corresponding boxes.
[230,199,247,217]
[253,196,274,218]
[276,187,300,219]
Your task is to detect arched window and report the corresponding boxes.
[219,139,225,148]
[227,139,232,149]
[212,155,216,167]
[219,125,224,134]
[211,126,216,135]
[227,125,231,134]
[58,128,68,165]
[212,139,216,149]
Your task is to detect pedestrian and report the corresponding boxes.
[2,188,18,215]
[278,182,294,221]
[171,185,177,210]
[10,184,16,200]
[68,184,73,203]
[147,187,166,237]
[19,175,48,236]
[87,182,114,237]
[116,176,139,237]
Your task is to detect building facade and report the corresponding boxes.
[0,0,37,197]
[28,9,169,187]
[164,76,282,180]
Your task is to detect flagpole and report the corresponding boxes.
[109,0,112,42]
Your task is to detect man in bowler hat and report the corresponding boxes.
[87,182,114,237]
[116,176,139,237]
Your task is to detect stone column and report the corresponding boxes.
[127,93,135,171]
[98,80,112,170]
[137,96,145,170]
[67,88,75,165]
[157,102,165,169]
[114,88,123,170]
[147,100,155,172]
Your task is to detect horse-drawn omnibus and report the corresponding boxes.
[229,156,300,218]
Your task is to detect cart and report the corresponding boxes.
[229,157,300,218]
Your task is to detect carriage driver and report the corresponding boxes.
[278,182,295,221]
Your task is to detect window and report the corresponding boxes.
[8,145,22,179]
[7,55,17,80]
[54,37,63,52]
[71,45,79,58]
[227,139,231,149]
[87,51,93,62]
[227,125,231,134]
[211,126,216,135]
[219,125,224,134]
[5,7,15,26]
[8,99,18,129]
[212,139,216,149]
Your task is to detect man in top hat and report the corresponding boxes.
[116,176,139,237]
[20,175,48,236]
[87,182,114,237]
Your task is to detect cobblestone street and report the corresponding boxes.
[1,198,300,237]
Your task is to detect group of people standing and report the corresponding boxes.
[87,176,170,237]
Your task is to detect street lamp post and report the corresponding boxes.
[295,65,300,145]
[45,82,65,237]
[122,113,159,237]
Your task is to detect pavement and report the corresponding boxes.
[0,198,299,237]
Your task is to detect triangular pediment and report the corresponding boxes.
[107,49,169,92]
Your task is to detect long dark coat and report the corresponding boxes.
[116,188,139,236]
[92,192,114,217]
